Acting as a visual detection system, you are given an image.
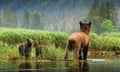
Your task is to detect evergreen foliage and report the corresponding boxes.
[87,0,117,34]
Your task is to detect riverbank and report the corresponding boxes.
[0,28,120,60]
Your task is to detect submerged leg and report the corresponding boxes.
[79,49,82,60]
[83,45,88,60]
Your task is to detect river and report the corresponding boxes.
[0,58,120,72]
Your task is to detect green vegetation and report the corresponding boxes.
[41,46,74,60]
[0,28,68,48]
[87,0,117,34]
[101,32,120,38]
[101,19,116,33]
[90,33,120,50]
[0,28,69,60]
[0,28,120,60]
[0,41,19,60]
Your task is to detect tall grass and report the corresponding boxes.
[101,32,120,38]
[90,33,120,50]
[0,28,120,60]
[0,41,19,60]
[40,46,74,60]
[0,28,69,60]
[0,28,68,48]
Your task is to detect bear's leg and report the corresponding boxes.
[24,48,31,59]
[64,48,68,60]
[35,51,39,57]
[83,45,88,60]
[19,46,24,56]
[19,47,22,56]
[64,51,68,60]
[64,42,69,60]
[35,48,40,57]
[36,48,42,58]
[76,43,81,60]
[79,50,82,60]
[39,49,42,58]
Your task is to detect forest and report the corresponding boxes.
[0,0,120,72]
[0,0,119,34]
[0,0,120,60]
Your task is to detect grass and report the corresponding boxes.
[0,28,120,60]
[90,33,120,50]
[101,32,120,38]
[0,28,69,60]
[0,41,74,60]
[0,41,19,60]
[40,46,65,60]
[0,28,68,48]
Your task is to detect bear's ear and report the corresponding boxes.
[26,38,29,42]
[79,21,82,24]
[32,37,35,41]
[88,22,91,27]
[79,21,83,27]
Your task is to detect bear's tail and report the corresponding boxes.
[68,40,75,51]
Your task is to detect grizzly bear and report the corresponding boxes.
[33,38,47,58]
[64,21,91,60]
[35,45,47,58]
[19,38,34,58]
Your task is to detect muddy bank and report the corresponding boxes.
[4,49,120,61]
[88,50,120,57]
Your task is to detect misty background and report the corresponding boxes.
[0,0,120,34]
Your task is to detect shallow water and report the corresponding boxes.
[0,58,120,72]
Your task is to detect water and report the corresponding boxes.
[0,58,120,72]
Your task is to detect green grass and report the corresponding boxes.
[0,28,69,60]
[41,46,65,60]
[0,28,120,60]
[0,28,68,48]
[0,41,74,60]
[101,32,120,38]
[0,41,19,60]
[90,33,120,50]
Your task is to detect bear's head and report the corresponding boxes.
[26,38,34,47]
[79,21,91,34]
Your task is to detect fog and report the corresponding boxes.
[0,0,120,33]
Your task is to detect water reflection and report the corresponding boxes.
[65,61,89,72]
[18,61,89,72]
[35,62,44,72]
[1,58,120,72]
[78,62,89,72]
[18,61,32,72]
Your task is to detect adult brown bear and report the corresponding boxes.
[64,21,91,60]
[19,38,34,58]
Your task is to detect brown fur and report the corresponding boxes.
[35,45,47,57]
[64,21,91,60]
[18,38,34,58]
[32,38,47,58]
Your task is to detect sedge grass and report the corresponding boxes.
[0,28,120,60]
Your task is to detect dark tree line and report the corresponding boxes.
[0,0,119,34]
[0,9,45,30]
[87,0,117,34]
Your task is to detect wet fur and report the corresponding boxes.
[64,21,91,60]
[19,39,34,58]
